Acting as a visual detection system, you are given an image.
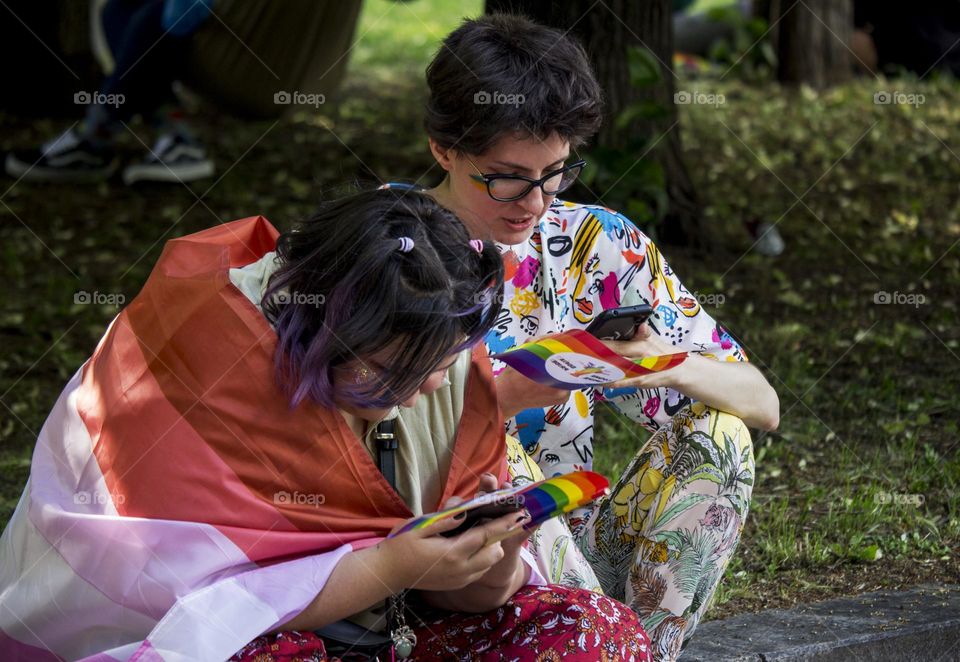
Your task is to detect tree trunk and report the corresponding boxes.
[485,0,707,250]
[773,0,853,88]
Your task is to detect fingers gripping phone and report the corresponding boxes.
[584,304,653,341]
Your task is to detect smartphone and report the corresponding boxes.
[439,500,525,537]
[585,304,653,341]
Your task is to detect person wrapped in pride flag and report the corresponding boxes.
[0,188,653,661]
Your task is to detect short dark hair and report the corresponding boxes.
[425,13,603,156]
[262,188,504,409]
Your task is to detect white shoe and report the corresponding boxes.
[122,132,214,185]
[5,128,117,182]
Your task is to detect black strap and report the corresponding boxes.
[313,618,392,654]
[374,419,398,490]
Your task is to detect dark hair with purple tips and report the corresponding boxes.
[262,188,504,409]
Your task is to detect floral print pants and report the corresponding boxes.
[513,401,755,662]
[230,585,652,661]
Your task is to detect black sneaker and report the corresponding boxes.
[122,132,215,185]
[4,129,117,182]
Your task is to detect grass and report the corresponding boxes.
[1,0,957,620]
[346,0,480,79]
[595,74,960,613]
[687,0,740,13]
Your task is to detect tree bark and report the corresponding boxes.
[485,0,707,249]
[772,0,853,88]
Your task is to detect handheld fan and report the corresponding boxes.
[491,329,687,390]
[389,470,610,544]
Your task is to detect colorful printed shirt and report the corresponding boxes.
[380,184,747,482]
[488,199,748,480]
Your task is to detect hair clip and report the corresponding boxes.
[469,239,484,254]
[397,237,415,253]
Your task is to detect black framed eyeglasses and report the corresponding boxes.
[466,157,587,202]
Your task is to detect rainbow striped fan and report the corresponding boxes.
[389,471,610,542]
[492,329,686,390]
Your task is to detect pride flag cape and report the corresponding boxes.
[492,329,687,389]
[389,471,610,542]
[0,216,508,661]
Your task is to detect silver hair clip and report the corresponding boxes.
[397,237,415,253]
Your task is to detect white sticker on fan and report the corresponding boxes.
[544,352,626,385]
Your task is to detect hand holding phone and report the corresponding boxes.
[389,471,610,542]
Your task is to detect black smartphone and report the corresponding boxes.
[585,304,653,341]
[439,500,525,537]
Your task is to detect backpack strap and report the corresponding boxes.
[374,418,398,490]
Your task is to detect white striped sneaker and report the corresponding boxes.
[122,132,215,185]
[4,128,117,182]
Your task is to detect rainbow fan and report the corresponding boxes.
[492,329,687,390]
[389,470,610,543]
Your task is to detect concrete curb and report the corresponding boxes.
[680,584,960,661]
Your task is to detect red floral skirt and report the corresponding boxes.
[230,584,652,661]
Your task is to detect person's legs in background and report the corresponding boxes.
[5,0,213,184]
[102,0,215,184]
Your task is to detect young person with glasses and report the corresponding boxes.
[386,13,779,661]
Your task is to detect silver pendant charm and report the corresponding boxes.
[391,625,416,658]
